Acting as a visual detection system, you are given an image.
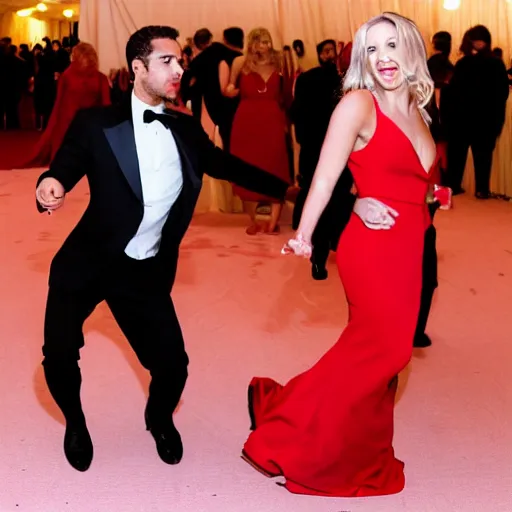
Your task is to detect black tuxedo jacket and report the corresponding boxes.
[36,101,288,291]
[183,42,242,127]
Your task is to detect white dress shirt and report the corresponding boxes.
[124,92,184,260]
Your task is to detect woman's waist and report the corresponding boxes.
[359,194,429,208]
[240,95,281,103]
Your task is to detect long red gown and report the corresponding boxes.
[23,62,110,167]
[230,71,291,202]
[243,94,432,497]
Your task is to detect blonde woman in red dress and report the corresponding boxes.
[242,13,439,497]
[225,28,291,235]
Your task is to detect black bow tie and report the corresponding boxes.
[143,109,163,124]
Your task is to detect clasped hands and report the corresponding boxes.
[282,197,398,258]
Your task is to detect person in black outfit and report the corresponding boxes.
[290,39,355,280]
[34,39,58,129]
[182,27,243,151]
[407,32,455,348]
[427,32,454,91]
[35,25,288,473]
[444,25,509,198]
[1,44,29,129]
[52,39,71,74]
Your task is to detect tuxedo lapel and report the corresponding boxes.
[104,102,143,203]
[160,112,202,190]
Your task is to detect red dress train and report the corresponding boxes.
[243,94,432,497]
[23,62,110,167]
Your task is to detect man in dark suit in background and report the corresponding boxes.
[35,25,288,473]
[291,39,355,280]
[181,27,244,151]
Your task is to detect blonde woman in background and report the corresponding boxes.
[225,28,291,235]
[242,13,437,497]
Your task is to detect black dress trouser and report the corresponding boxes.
[42,254,188,428]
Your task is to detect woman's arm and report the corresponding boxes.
[223,56,244,97]
[218,60,230,92]
[296,90,372,243]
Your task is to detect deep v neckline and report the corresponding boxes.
[373,97,433,175]
[255,70,277,85]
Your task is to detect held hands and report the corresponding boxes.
[224,84,240,98]
[353,197,398,230]
[36,178,66,212]
[281,197,398,259]
[281,233,312,258]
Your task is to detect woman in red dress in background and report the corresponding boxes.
[225,28,291,235]
[242,13,438,497]
[24,42,110,167]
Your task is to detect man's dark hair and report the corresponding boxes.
[432,31,451,56]
[193,28,212,51]
[468,25,492,50]
[126,25,180,79]
[292,39,304,57]
[316,39,336,56]
[493,47,503,59]
[52,40,62,48]
[223,27,244,49]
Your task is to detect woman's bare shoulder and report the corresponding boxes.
[332,89,374,121]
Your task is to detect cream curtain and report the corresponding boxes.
[79,0,281,74]
[80,0,512,72]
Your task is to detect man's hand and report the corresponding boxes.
[36,177,66,211]
[353,197,398,230]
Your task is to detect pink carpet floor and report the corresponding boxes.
[1,169,512,512]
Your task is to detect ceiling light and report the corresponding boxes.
[36,3,48,11]
[16,9,33,17]
[63,9,74,18]
[443,0,461,10]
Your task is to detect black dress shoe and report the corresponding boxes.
[312,264,328,281]
[413,333,432,348]
[145,410,183,465]
[64,423,93,472]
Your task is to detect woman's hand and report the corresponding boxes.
[224,84,239,97]
[281,233,312,258]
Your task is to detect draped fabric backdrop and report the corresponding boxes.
[78,0,512,72]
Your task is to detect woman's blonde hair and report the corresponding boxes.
[71,42,99,70]
[343,12,433,111]
[242,28,281,73]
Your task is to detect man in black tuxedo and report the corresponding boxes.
[35,26,288,472]
[182,27,244,151]
[291,39,355,280]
